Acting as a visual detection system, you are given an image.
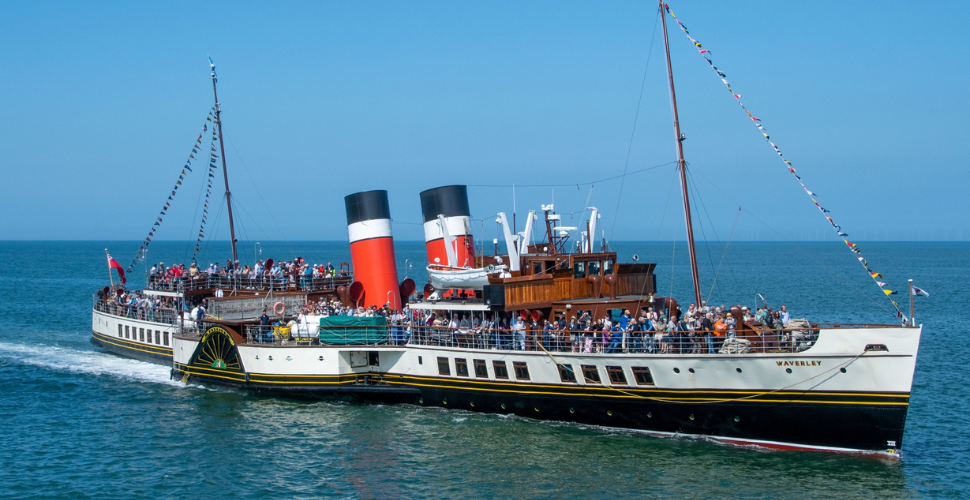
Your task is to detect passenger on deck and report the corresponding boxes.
[568,316,580,353]
[513,317,527,350]
[713,314,727,352]
[259,308,271,343]
[726,313,737,338]
[701,312,715,354]
[542,320,554,350]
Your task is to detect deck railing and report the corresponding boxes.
[147,273,352,293]
[94,301,181,326]
[227,323,823,354]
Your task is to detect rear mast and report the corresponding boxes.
[660,0,703,308]
[210,58,239,266]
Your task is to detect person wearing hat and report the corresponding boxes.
[726,312,737,339]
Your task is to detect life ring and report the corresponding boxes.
[273,301,285,315]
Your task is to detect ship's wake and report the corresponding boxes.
[0,340,182,387]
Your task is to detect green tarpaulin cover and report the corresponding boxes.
[318,316,389,345]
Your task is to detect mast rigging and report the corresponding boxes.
[659,0,703,308]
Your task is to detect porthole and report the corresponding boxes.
[318,356,324,361]
[786,368,792,374]
[736,367,742,373]
[689,414,695,421]
[255,355,259,360]
[569,408,575,414]
[647,412,652,418]
[607,410,613,416]
[470,402,475,407]
[534,407,540,412]
[443,399,447,405]
[673,368,681,373]
[418,398,423,404]
[840,367,847,373]
[268,356,273,361]
[734,416,740,423]
[501,403,507,410]
[688,368,695,373]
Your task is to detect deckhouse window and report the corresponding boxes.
[493,361,509,380]
[632,367,655,386]
[574,261,587,279]
[139,328,145,342]
[589,261,601,275]
[155,331,161,344]
[163,332,169,346]
[581,365,601,384]
[558,364,577,383]
[473,359,488,378]
[512,361,530,381]
[606,366,627,385]
[118,325,123,337]
[455,358,469,377]
[125,325,130,339]
[437,357,451,376]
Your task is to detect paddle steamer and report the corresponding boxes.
[147,2,922,455]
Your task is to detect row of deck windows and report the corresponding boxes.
[437,357,654,386]
[117,324,169,346]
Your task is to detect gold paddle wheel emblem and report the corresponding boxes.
[191,326,241,371]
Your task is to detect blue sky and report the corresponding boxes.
[1,1,967,243]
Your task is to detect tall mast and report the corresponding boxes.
[209,57,239,265]
[660,1,703,308]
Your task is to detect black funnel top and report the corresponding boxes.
[419,185,470,223]
[345,190,391,225]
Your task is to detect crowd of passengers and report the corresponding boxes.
[96,288,179,323]
[265,299,796,354]
[146,258,344,288]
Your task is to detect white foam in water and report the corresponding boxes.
[0,341,184,387]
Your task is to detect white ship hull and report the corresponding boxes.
[173,324,920,455]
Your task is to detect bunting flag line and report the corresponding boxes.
[125,108,215,275]
[191,113,221,263]
[663,3,907,321]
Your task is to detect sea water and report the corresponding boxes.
[0,240,966,498]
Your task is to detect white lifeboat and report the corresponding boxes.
[427,264,506,291]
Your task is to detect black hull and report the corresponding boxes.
[389,385,908,454]
[90,332,172,366]
[173,363,908,454]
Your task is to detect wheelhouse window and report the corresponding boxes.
[574,261,587,279]
[437,357,451,376]
[512,361,530,381]
[603,260,614,275]
[473,359,488,378]
[558,364,577,383]
[581,365,601,384]
[493,360,509,380]
[455,358,469,377]
[632,367,655,386]
[588,261,601,276]
[606,366,628,385]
